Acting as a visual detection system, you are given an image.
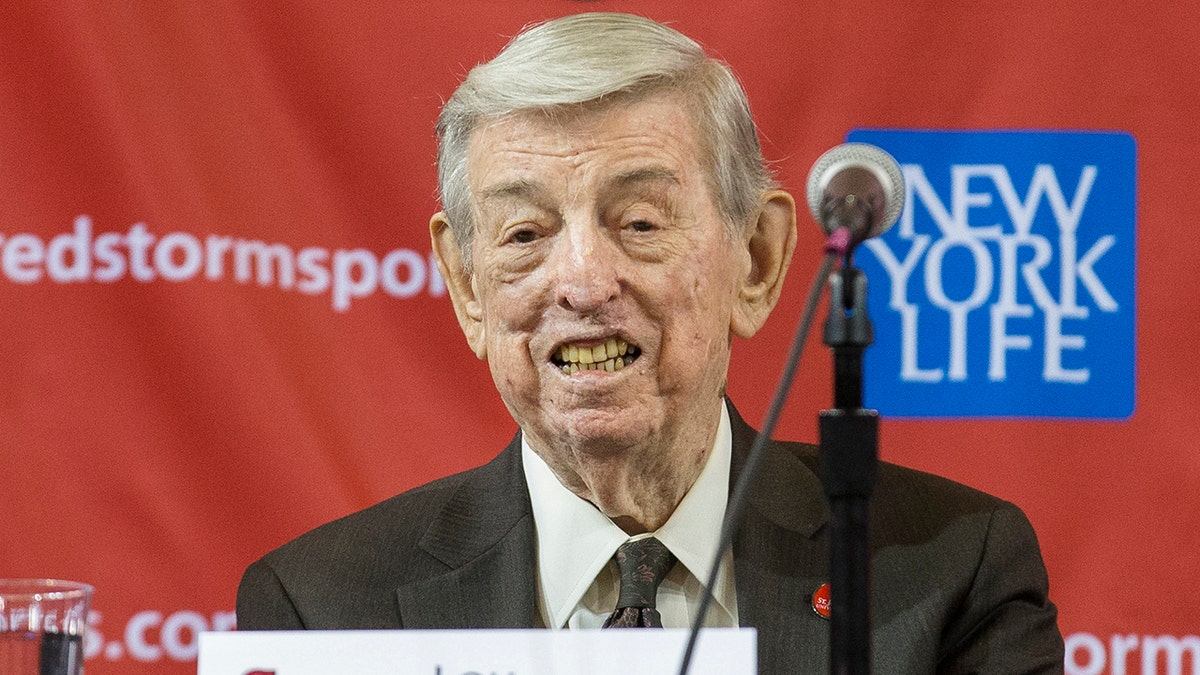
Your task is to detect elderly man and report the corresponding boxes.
[237,12,1063,673]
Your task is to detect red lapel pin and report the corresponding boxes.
[812,583,831,619]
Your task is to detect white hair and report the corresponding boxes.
[436,12,774,266]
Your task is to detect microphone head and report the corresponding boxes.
[806,142,905,242]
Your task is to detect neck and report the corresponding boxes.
[528,402,723,535]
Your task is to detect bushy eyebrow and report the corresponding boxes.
[479,178,547,205]
[476,167,680,214]
[604,167,680,192]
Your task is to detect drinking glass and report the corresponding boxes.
[0,579,92,675]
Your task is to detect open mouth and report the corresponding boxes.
[552,337,642,374]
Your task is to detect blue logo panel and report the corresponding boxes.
[847,129,1136,419]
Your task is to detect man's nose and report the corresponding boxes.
[551,222,621,314]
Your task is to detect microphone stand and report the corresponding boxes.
[820,227,879,675]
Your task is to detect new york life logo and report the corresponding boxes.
[848,130,1136,419]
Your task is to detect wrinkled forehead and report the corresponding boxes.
[463,91,714,203]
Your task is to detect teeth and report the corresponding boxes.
[605,338,618,359]
[561,354,635,374]
[556,337,637,374]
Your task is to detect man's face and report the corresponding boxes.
[457,92,748,468]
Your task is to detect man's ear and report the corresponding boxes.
[430,212,488,359]
[731,190,798,338]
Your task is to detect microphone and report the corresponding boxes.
[806,142,905,245]
[679,145,904,675]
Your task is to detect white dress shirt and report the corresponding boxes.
[521,401,739,630]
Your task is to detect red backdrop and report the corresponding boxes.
[2,2,1197,673]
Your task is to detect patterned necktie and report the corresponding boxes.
[602,537,677,628]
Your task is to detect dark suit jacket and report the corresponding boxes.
[237,403,1064,674]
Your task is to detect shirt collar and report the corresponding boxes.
[522,401,734,629]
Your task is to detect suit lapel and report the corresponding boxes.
[395,434,540,628]
[727,402,833,671]
[391,400,836,664]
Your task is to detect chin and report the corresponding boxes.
[557,410,657,455]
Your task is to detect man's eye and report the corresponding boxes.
[627,220,657,233]
[508,229,540,244]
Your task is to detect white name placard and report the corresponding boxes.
[198,628,755,675]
